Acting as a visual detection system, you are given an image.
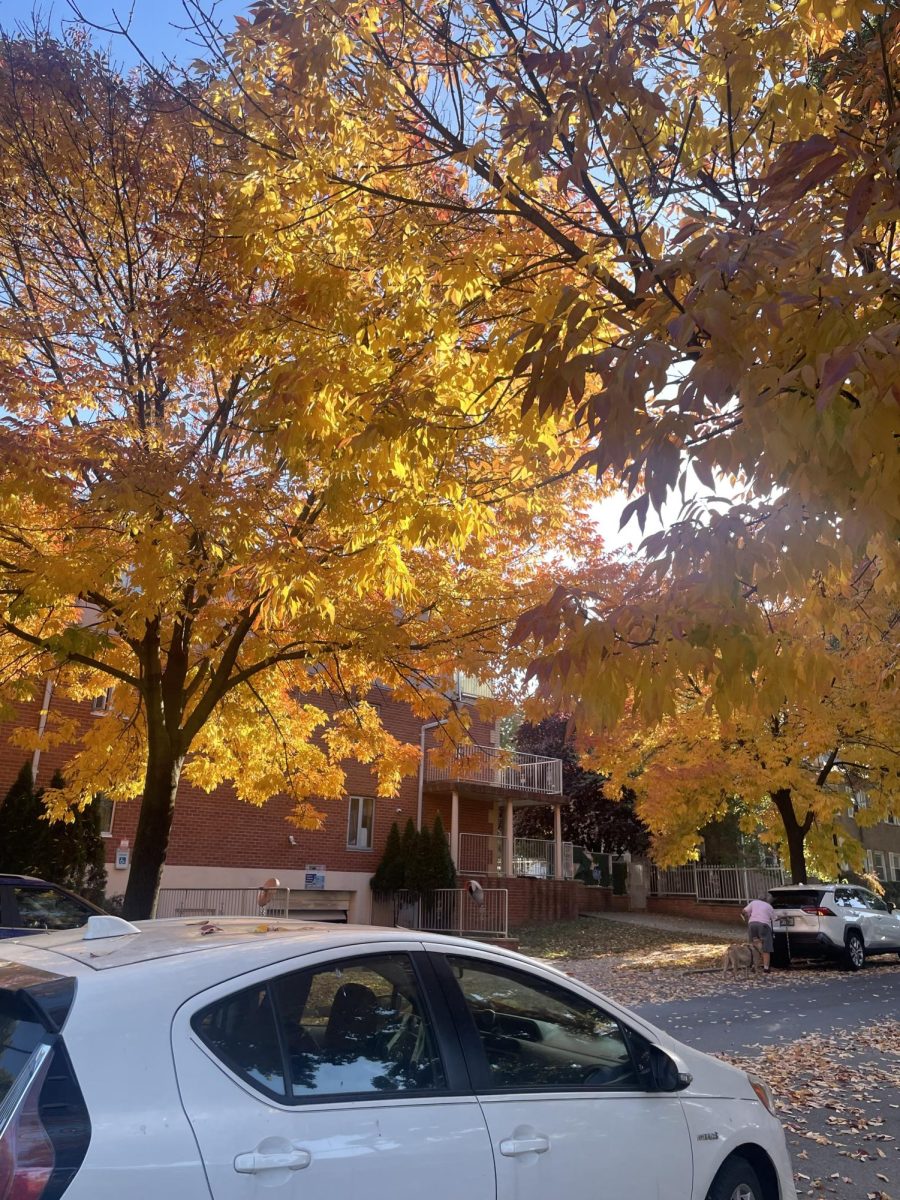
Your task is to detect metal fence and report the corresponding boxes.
[649,864,790,905]
[371,887,508,939]
[155,887,292,920]
[425,743,563,795]
[457,832,575,879]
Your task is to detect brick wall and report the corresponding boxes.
[647,895,745,928]
[0,686,497,897]
[480,877,616,926]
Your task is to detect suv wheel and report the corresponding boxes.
[705,1156,764,1200]
[843,931,865,971]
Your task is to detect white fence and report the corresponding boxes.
[371,887,508,939]
[155,887,291,919]
[457,832,575,879]
[425,744,563,795]
[649,864,790,905]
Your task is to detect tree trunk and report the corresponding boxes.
[770,787,813,884]
[122,746,185,920]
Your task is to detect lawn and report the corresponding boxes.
[514,916,730,969]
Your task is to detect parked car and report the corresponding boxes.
[0,873,105,937]
[769,882,900,970]
[0,917,795,1200]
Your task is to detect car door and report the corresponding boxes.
[858,889,898,947]
[848,889,886,947]
[172,944,496,1200]
[426,947,693,1200]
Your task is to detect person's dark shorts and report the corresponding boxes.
[748,921,774,953]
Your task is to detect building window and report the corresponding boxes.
[346,795,374,850]
[890,853,900,884]
[91,687,114,714]
[866,850,887,882]
[887,813,899,826]
[94,793,115,837]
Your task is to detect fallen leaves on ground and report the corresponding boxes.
[528,918,900,1005]
[719,1024,900,1200]
[515,916,730,965]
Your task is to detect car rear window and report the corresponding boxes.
[769,890,825,909]
[0,990,49,1107]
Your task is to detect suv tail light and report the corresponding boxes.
[801,906,835,917]
[0,1048,55,1200]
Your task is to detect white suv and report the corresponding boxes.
[770,883,900,970]
[0,916,796,1200]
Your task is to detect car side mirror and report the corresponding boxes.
[887,901,895,913]
[648,1044,692,1093]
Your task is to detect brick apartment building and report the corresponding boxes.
[0,675,576,924]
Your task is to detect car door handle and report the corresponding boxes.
[234,1148,311,1173]
[499,1135,550,1156]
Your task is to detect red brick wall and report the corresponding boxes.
[480,877,615,926]
[421,793,495,837]
[0,687,497,880]
[647,896,745,928]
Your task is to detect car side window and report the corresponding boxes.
[193,953,446,1104]
[834,888,853,908]
[445,955,639,1092]
[272,953,446,1099]
[13,887,93,930]
[858,889,889,912]
[193,983,286,1100]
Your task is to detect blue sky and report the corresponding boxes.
[0,0,249,63]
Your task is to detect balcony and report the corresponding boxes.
[424,743,563,803]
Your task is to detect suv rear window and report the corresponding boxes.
[769,890,825,909]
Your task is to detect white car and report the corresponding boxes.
[0,917,797,1200]
[769,883,900,970]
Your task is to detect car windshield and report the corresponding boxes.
[769,890,825,909]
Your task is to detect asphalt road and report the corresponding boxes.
[633,962,900,1198]
[633,960,900,1054]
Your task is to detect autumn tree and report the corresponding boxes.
[588,600,899,882]
[0,31,597,917]
[513,716,650,855]
[195,0,900,733]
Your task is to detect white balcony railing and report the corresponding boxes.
[425,744,563,795]
[457,832,575,880]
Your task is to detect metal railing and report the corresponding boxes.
[649,865,790,905]
[456,832,575,879]
[425,743,563,795]
[155,887,291,920]
[458,832,505,875]
[371,887,508,939]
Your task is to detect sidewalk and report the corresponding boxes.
[581,909,739,941]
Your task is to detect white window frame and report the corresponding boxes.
[866,850,887,882]
[94,793,116,838]
[346,795,375,851]
[890,853,900,884]
[91,686,114,714]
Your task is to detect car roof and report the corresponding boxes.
[0,873,56,885]
[0,917,516,973]
[769,883,835,889]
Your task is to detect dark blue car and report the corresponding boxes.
[0,874,105,937]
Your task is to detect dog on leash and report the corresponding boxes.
[721,942,762,977]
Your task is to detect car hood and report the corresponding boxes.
[654,1030,759,1100]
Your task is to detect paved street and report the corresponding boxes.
[633,964,900,1199]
